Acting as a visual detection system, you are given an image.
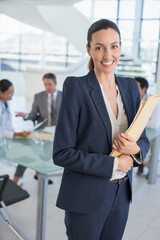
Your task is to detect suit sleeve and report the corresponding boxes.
[26,95,39,121]
[53,78,114,178]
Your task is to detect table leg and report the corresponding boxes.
[148,136,160,184]
[36,173,48,240]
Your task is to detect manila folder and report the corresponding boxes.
[110,95,160,157]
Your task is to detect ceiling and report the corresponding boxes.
[0,0,90,53]
[0,0,81,5]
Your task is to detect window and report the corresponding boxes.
[94,0,118,20]
[119,0,136,19]
[0,14,82,72]
[143,0,160,19]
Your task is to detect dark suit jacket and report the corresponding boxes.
[26,90,62,127]
[53,69,149,214]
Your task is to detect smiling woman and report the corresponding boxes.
[53,19,150,240]
[87,28,121,76]
[0,79,31,139]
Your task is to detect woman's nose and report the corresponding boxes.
[103,48,111,58]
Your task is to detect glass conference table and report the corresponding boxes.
[0,136,62,240]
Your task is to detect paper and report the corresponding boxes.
[22,132,52,141]
[43,126,56,135]
[29,118,48,131]
[110,95,160,157]
[20,131,53,141]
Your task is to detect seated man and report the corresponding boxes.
[135,77,160,177]
[17,72,62,127]
[14,73,62,184]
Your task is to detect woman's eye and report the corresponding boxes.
[112,45,118,49]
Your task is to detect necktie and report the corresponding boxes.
[51,95,57,126]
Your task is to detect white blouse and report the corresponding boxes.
[100,84,128,180]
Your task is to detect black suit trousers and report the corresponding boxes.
[65,179,130,240]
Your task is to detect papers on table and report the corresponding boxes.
[29,118,48,131]
[43,126,56,135]
[26,132,52,141]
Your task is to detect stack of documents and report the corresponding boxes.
[26,132,52,141]
[110,95,160,157]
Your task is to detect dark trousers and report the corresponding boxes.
[65,179,130,240]
[14,165,26,177]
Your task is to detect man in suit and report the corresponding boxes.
[16,72,62,128]
[13,73,62,185]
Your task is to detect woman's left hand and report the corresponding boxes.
[112,133,140,155]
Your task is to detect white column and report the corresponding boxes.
[41,31,45,68]
[90,0,95,22]
[132,0,143,61]
[156,44,160,94]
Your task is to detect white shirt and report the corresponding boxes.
[0,99,14,138]
[100,84,128,180]
[47,90,57,126]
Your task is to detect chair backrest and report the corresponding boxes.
[0,175,9,201]
[0,175,30,207]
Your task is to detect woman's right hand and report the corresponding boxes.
[16,112,26,118]
[117,154,133,173]
[14,131,31,138]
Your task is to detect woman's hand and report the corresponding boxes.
[117,154,133,173]
[14,131,31,138]
[112,133,140,155]
[15,112,26,118]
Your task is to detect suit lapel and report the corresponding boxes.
[87,71,134,147]
[116,76,133,126]
[87,70,112,147]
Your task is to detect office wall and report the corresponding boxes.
[0,71,26,96]
[24,56,89,102]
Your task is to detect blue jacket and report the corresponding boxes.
[53,69,150,214]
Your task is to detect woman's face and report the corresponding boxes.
[87,28,121,76]
[1,85,14,102]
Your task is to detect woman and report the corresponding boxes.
[53,19,149,240]
[0,79,30,183]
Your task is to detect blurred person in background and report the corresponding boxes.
[0,79,30,139]
[16,73,62,128]
[135,77,160,178]
[0,79,30,184]
[14,73,62,184]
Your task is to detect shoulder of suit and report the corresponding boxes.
[57,90,62,95]
[116,75,136,83]
[64,74,87,87]
[35,91,46,98]
[116,75,138,90]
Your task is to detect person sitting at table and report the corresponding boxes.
[16,73,62,127]
[0,79,30,181]
[14,73,62,184]
[0,79,30,138]
[135,76,160,178]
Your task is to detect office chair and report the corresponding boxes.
[0,174,30,240]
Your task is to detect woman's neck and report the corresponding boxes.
[94,70,116,89]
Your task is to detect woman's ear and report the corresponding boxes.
[86,45,91,56]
